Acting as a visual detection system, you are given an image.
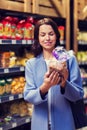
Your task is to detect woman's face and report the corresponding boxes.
[39,24,57,52]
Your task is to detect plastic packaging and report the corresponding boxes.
[52,47,74,62]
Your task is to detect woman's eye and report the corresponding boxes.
[40,34,45,37]
[49,33,54,36]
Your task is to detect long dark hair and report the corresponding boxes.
[32,18,60,57]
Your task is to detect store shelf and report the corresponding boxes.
[0,93,23,103]
[78,62,87,66]
[0,116,31,130]
[0,39,33,45]
[0,66,25,75]
[78,41,87,45]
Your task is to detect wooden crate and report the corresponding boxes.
[32,0,67,18]
[0,0,32,13]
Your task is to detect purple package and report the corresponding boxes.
[52,47,73,62]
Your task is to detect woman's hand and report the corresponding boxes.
[45,69,61,87]
[60,68,69,88]
[40,69,61,94]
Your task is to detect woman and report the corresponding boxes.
[24,18,83,130]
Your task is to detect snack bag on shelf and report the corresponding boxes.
[0,19,3,39]
[3,16,13,39]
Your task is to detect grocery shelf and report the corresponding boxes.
[78,41,87,45]
[0,39,33,45]
[78,62,87,66]
[0,93,23,103]
[0,116,31,130]
[0,66,25,75]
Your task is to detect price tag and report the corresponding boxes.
[12,40,16,44]
[18,94,23,98]
[0,128,3,130]
[9,96,14,101]
[20,67,24,71]
[12,123,17,128]
[27,40,32,44]
[4,69,9,73]
[0,40,2,44]
[22,40,26,44]
[25,118,30,123]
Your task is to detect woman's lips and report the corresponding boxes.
[44,42,52,45]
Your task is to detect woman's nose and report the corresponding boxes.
[46,34,50,40]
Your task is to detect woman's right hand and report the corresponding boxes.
[40,69,61,94]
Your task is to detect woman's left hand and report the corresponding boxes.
[60,68,69,88]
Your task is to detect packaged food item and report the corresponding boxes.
[5,78,12,94]
[11,77,25,94]
[0,19,3,39]
[58,26,65,41]
[2,16,13,39]
[0,52,10,68]
[11,17,19,39]
[0,79,5,95]
[19,101,28,117]
[16,19,25,40]
[24,19,33,40]
[10,102,19,115]
[27,17,35,39]
[52,47,74,62]
[9,51,17,67]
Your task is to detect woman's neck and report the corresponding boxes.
[43,50,53,60]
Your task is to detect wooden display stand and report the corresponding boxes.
[73,0,87,53]
[0,0,32,12]
[32,0,66,18]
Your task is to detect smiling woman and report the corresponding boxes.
[24,18,84,130]
[31,18,60,57]
[38,24,57,52]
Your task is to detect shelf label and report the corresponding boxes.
[9,96,14,101]
[18,94,23,98]
[12,122,17,128]
[0,40,2,44]
[12,40,16,44]
[20,66,24,71]
[4,68,9,73]
[22,40,26,44]
[25,118,30,123]
[27,40,32,44]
